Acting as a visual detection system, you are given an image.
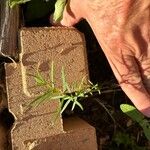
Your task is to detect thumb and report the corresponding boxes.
[60,3,82,27]
[51,0,84,27]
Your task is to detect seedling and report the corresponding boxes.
[112,131,146,150]
[120,104,150,141]
[28,61,101,115]
[53,0,66,22]
[8,0,31,8]
[8,0,66,22]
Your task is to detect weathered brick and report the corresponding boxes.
[5,63,61,119]
[20,27,89,89]
[5,27,92,149]
[11,114,62,149]
[21,117,98,150]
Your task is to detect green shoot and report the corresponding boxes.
[8,0,31,8]
[8,0,66,22]
[112,131,146,150]
[61,66,71,93]
[53,0,66,22]
[120,104,150,141]
[28,62,101,116]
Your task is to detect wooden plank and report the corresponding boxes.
[0,0,19,59]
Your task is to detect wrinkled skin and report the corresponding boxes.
[52,0,150,117]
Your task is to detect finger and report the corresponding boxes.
[106,52,150,117]
[138,59,150,92]
[51,0,84,26]
[60,2,81,26]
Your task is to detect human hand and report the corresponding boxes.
[51,0,150,117]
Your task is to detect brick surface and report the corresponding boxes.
[22,117,98,150]
[20,27,89,89]
[11,114,62,149]
[5,27,91,149]
[5,63,61,120]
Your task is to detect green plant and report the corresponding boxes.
[120,104,150,141]
[8,0,66,22]
[111,131,146,150]
[8,0,31,8]
[28,62,101,114]
[53,0,66,22]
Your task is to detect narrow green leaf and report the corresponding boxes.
[77,92,84,98]
[33,66,47,86]
[34,73,47,86]
[75,100,83,111]
[49,95,65,100]
[71,102,76,111]
[120,104,150,141]
[62,96,71,101]
[78,76,86,90]
[61,99,71,114]
[120,104,144,123]
[71,97,77,111]
[61,66,66,92]
[61,67,71,93]
[29,91,52,108]
[9,0,31,8]
[140,120,150,141]
[53,0,66,22]
[60,98,65,107]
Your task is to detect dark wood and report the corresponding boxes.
[0,0,19,59]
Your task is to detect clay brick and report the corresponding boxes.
[20,27,89,89]
[5,63,61,120]
[5,27,91,149]
[5,63,64,150]
[11,114,62,149]
[22,117,98,150]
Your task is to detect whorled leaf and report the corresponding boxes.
[61,99,71,114]
[28,61,101,119]
[34,72,47,86]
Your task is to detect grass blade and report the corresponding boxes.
[120,104,144,123]
[75,100,83,110]
[120,104,150,141]
[34,72,47,86]
[61,67,71,93]
[78,76,86,90]
[49,95,65,100]
[71,97,77,111]
[142,120,150,141]
[29,91,52,107]
[9,0,31,8]
[61,99,71,114]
